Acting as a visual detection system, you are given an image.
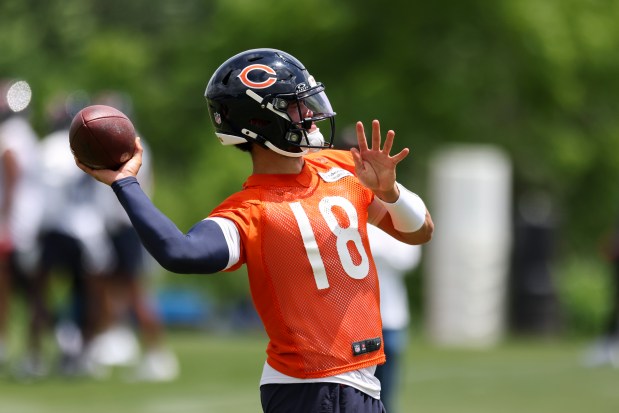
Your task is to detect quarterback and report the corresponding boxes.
[76,48,433,413]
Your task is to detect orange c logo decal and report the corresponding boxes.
[238,64,277,89]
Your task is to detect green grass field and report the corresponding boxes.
[1,331,618,413]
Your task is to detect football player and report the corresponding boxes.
[76,48,433,412]
[0,79,44,373]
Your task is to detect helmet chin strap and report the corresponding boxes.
[242,128,308,157]
[265,141,308,157]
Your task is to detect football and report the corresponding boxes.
[69,104,136,170]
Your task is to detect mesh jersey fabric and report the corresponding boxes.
[209,149,385,379]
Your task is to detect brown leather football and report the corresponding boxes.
[69,104,136,170]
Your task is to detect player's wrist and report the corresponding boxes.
[112,175,138,189]
[373,183,399,204]
[376,183,426,232]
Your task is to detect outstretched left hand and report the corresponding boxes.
[350,120,409,203]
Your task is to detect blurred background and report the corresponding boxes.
[2,0,619,412]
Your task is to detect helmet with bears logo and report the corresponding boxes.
[205,48,336,157]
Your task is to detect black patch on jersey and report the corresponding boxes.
[352,337,381,356]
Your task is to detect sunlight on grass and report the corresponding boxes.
[1,331,619,413]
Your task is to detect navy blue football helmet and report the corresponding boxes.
[205,48,336,157]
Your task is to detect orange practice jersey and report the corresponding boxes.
[209,149,385,379]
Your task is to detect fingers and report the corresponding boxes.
[355,121,369,152]
[74,157,108,184]
[371,120,381,150]
[350,147,364,172]
[382,129,395,154]
[391,147,410,164]
[74,156,92,174]
[135,136,143,153]
[357,120,398,155]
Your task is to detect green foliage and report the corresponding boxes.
[556,255,612,336]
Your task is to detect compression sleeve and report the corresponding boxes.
[375,183,427,233]
[111,177,230,274]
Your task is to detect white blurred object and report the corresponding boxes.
[367,225,421,329]
[55,321,84,357]
[581,338,619,368]
[426,145,512,348]
[130,347,179,382]
[0,114,44,273]
[85,324,140,367]
[6,80,32,113]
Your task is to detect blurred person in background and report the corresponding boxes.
[87,91,178,382]
[75,48,433,412]
[27,90,114,379]
[368,224,421,413]
[0,79,44,373]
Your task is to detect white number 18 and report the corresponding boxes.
[289,196,369,290]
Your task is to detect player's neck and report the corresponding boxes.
[251,146,304,175]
